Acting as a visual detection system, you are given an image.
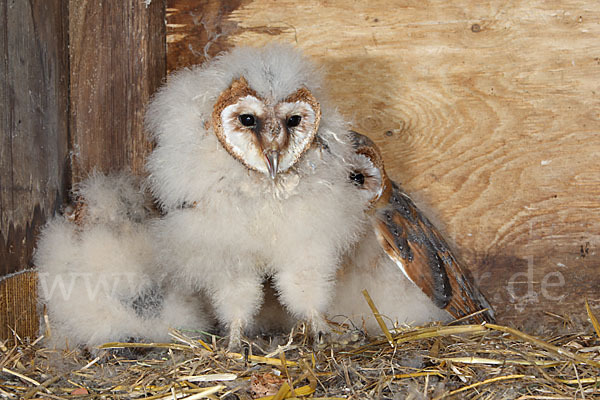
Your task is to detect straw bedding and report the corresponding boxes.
[1,302,599,399]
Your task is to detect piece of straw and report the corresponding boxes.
[585,299,600,340]
[362,289,393,346]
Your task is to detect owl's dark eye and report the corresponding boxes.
[349,171,365,186]
[239,114,256,127]
[287,115,302,128]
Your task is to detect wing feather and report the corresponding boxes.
[347,130,494,323]
[374,183,494,323]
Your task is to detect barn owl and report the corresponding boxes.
[35,172,208,348]
[329,132,494,333]
[145,44,368,348]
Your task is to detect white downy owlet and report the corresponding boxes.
[35,172,209,348]
[145,44,368,348]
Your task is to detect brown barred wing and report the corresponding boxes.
[373,182,495,323]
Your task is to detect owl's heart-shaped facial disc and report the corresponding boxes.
[212,77,321,179]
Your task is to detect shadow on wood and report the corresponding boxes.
[165,0,600,325]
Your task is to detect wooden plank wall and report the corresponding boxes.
[0,0,69,280]
[167,0,600,328]
[0,1,166,341]
[0,0,69,340]
[1,0,597,340]
[69,0,166,179]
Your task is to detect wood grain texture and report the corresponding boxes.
[0,0,69,275]
[167,0,251,72]
[167,0,600,326]
[69,0,166,179]
[0,271,37,343]
[0,0,68,341]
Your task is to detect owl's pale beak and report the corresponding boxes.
[264,150,280,180]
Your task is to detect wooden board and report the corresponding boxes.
[0,0,68,341]
[69,0,166,179]
[167,0,600,327]
[0,272,38,342]
[0,1,166,341]
[167,0,248,72]
[0,0,69,276]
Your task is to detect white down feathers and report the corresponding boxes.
[146,45,368,341]
[35,172,208,347]
[36,44,369,347]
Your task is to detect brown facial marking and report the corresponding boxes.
[356,145,392,207]
[357,147,383,172]
[212,77,264,170]
[285,87,321,125]
[251,118,263,139]
[212,76,259,136]
[279,123,290,149]
[282,87,321,162]
[258,114,282,149]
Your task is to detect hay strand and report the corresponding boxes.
[1,317,598,399]
[585,299,600,340]
[361,289,393,346]
[440,374,529,398]
[484,323,600,368]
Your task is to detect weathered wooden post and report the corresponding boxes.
[0,0,166,342]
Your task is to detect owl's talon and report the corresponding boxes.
[314,330,331,350]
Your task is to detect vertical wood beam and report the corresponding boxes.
[1,0,166,341]
[69,0,166,179]
[0,0,69,340]
[0,0,69,275]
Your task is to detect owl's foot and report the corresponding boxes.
[330,328,366,349]
[306,313,366,350]
[313,330,331,350]
[226,319,245,352]
[313,327,366,350]
[306,311,332,349]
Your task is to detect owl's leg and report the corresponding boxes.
[205,268,264,351]
[273,255,337,344]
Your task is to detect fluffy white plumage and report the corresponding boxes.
[331,228,451,333]
[35,44,492,349]
[145,44,368,346]
[35,172,208,347]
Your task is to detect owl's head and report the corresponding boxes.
[145,44,352,209]
[347,131,390,206]
[212,76,321,179]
